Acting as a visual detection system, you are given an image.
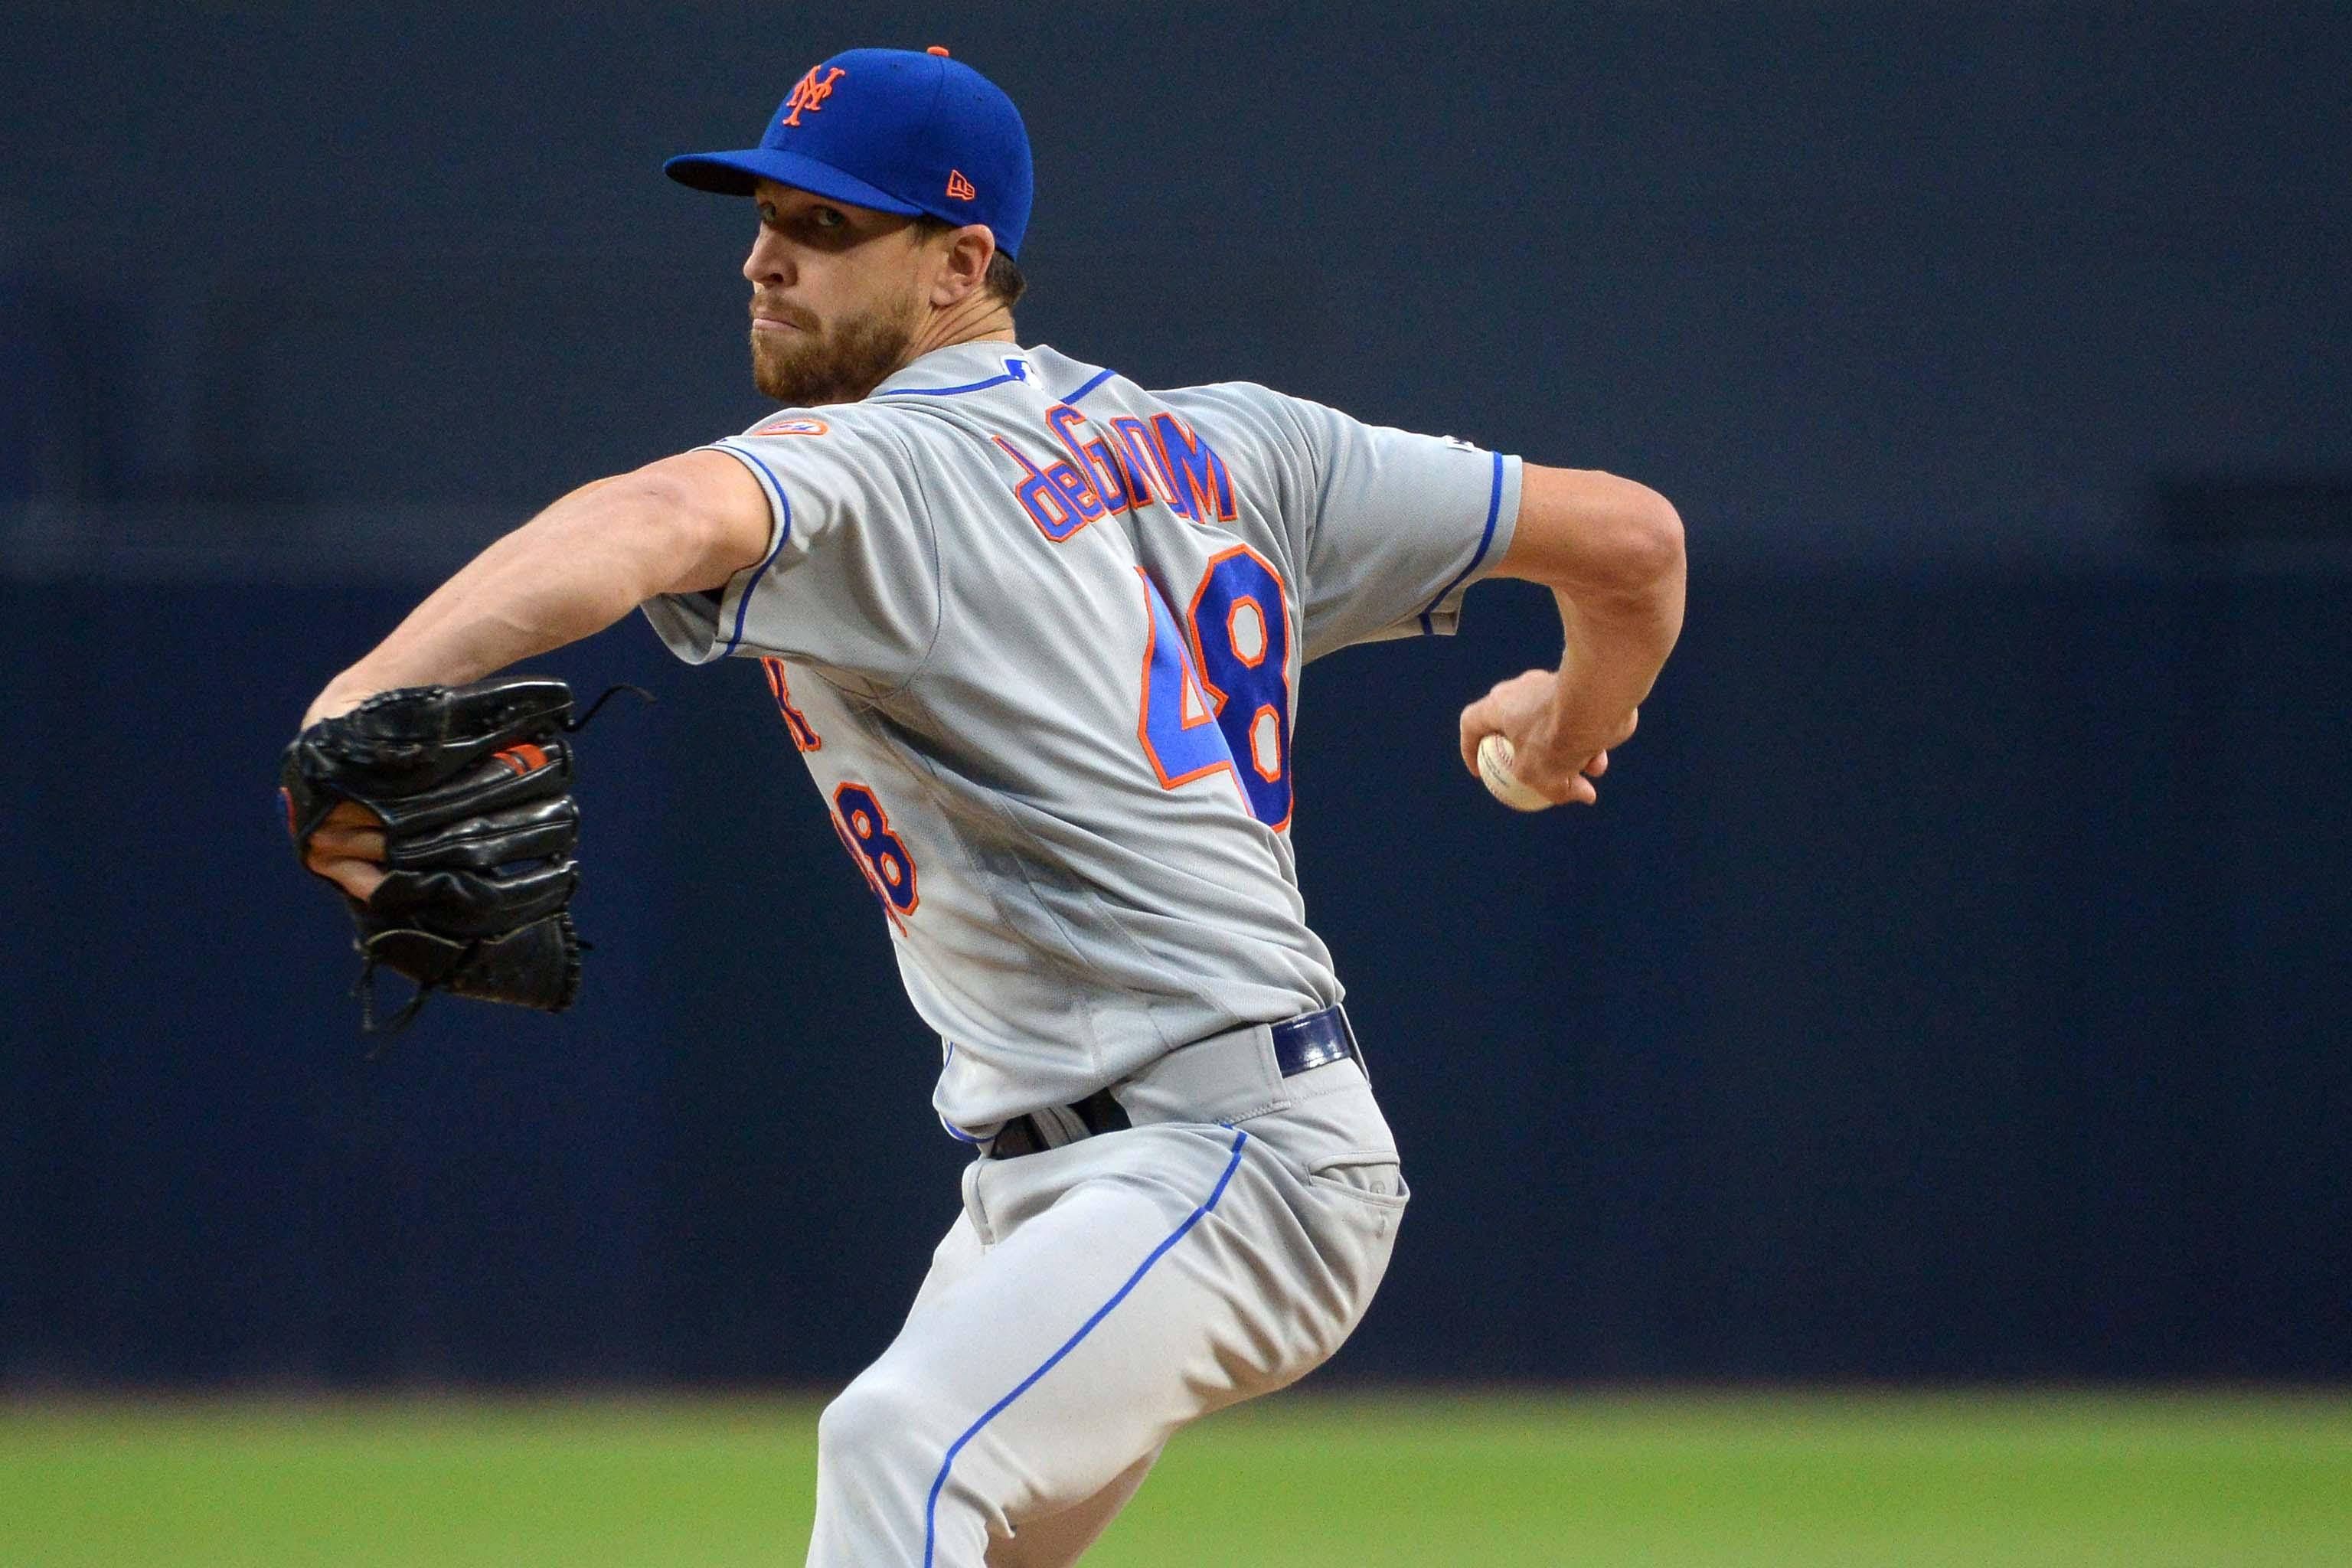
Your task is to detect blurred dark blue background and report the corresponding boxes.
[4,3,2347,1387]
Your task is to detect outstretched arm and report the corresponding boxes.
[1457,464,1685,805]
[299,449,773,900]
[303,449,773,727]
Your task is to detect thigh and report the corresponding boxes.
[854,1127,1303,1550]
[839,1119,1403,1566]
[902,1200,988,1326]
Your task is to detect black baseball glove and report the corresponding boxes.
[281,675,593,1035]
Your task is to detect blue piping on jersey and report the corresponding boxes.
[1062,368,1116,405]
[710,442,795,657]
[920,1128,1250,1566]
[1417,449,1505,636]
[878,358,1031,398]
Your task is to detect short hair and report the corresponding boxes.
[915,216,1027,307]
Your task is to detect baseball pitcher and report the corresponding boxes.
[284,47,1684,1567]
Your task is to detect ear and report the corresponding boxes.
[926,223,998,308]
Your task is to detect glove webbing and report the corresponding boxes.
[352,683,650,1053]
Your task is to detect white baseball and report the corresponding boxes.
[1476,733,1553,812]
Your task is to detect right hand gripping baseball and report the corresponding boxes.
[1459,667,1636,808]
[281,675,587,1033]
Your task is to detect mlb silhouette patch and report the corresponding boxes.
[782,66,845,127]
[753,416,831,436]
[946,169,978,201]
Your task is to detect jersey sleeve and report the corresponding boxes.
[639,412,941,691]
[1259,391,1521,662]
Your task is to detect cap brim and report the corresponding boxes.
[663,147,924,215]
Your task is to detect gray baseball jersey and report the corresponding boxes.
[642,340,1520,1132]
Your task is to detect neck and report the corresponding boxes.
[900,293,1017,365]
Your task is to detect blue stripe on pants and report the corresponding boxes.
[920,1128,1252,1566]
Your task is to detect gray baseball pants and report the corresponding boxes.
[804,1026,1407,1567]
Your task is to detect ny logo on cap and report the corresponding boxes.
[781,66,846,127]
[945,169,977,201]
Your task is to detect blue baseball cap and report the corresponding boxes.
[665,47,1034,259]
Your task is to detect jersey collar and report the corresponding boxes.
[871,341,1035,400]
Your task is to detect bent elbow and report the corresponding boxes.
[1628,488,1684,590]
[1584,483,1683,604]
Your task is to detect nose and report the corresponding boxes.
[743,226,793,287]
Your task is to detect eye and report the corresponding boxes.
[811,207,846,230]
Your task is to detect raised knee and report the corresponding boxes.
[808,1370,978,1562]
[818,1370,933,1472]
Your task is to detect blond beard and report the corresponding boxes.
[750,297,919,406]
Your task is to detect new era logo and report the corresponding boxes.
[945,169,977,201]
[782,65,845,127]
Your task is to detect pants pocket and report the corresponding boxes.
[1304,1157,1410,1211]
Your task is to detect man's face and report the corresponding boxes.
[743,180,935,405]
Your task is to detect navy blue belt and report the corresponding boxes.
[988,1004,1361,1159]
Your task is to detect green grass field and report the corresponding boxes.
[5,1391,2349,1566]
